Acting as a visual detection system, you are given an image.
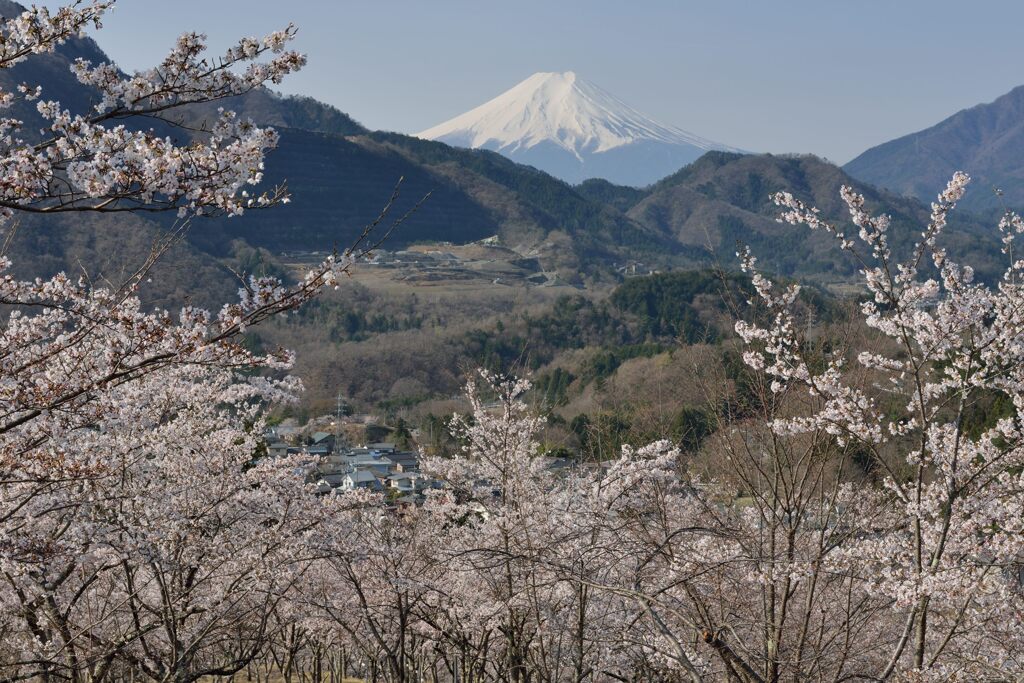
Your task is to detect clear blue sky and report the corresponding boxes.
[46,0,1024,163]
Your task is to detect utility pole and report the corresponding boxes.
[334,391,345,443]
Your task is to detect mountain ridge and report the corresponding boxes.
[628,151,1004,282]
[845,85,1024,212]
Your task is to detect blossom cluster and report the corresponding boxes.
[0,1,305,224]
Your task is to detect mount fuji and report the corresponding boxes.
[416,71,742,187]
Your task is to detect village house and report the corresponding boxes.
[386,472,425,494]
[341,470,383,492]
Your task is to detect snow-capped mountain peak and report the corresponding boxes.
[416,71,741,186]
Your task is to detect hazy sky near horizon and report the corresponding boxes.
[43,1,1024,163]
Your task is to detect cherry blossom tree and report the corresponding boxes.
[409,372,661,683]
[316,500,453,682]
[0,2,360,680]
[0,1,303,222]
[731,172,1024,679]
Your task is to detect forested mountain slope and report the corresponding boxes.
[628,152,1003,280]
[845,84,1024,212]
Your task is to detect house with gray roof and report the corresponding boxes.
[342,470,383,491]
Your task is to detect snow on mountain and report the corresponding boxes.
[416,71,742,186]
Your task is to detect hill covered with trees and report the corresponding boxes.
[846,84,1024,212]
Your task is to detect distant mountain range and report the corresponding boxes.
[416,71,741,187]
[845,85,1024,212]
[0,0,1009,299]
